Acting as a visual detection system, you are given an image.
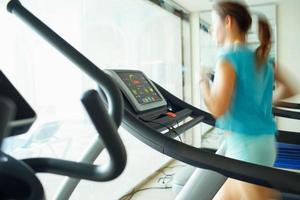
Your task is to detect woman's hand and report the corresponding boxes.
[199,67,212,84]
[200,60,236,118]
[273,63,296,105]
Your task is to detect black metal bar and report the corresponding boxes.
[277,101,300,110]
[273,108,300,120]
[164,139,300,194]
[0,152,45,200]
[7,0,124,128]
[23,90,126,181]
[277,130,300,145]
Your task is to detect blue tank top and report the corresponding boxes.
[215,44,277,136]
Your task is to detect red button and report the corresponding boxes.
[166,112,176,118]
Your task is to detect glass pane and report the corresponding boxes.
[0,0,184,199]
[73,0,183,199]
[81,0,183,98]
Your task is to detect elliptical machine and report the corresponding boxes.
[0,1,128,199]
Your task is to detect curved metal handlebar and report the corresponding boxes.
[0,152,45,200]
[6,0,127,182]
[23,90,126,181]
[6,0,124,127]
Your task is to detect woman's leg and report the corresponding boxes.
[214,134,279,200]
[237,179,280,200]
[213,178,280,200]
[213,178,241,200]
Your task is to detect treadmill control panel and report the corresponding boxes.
[117,72,162,105]
[104,70,167,113]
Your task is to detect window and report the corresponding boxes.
[1,0,184,199]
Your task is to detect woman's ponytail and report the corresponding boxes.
[256,15,272,69]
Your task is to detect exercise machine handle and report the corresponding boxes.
[5,0,127,182]
[0,152,45,200]
[23,90,126,181]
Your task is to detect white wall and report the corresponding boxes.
[277,0,300,93]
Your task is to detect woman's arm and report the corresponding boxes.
[272,63,296,105]
[200,59,236,118]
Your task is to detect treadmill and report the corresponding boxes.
[103,69,300,200]
[5,0,300,199]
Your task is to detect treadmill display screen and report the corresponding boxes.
[117,72,162,105]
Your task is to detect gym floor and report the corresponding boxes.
[120,160,183,200]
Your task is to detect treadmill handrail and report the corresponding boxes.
[273,107,300,120]
[276,101,300,110]
[6,0,124,127]
[277,130,300,145]
[23,90,127,181]
[123,108,300,195]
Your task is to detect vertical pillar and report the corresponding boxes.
[190,12,202,147]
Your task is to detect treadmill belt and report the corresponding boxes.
[274,143,300,170]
